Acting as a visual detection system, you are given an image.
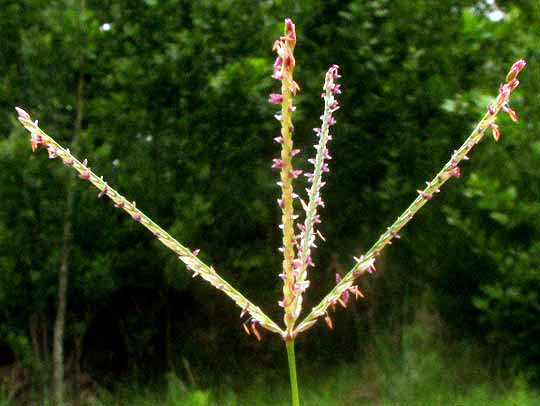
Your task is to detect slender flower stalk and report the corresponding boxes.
[271,18,301,335]
[286,340,300,406]
[16,109,283,337]
[295,59,526,335]
[287,65,342,332]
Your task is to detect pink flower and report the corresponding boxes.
[506,59,527,82]
[327,64,341,80]
[15,107,30,120]
[446,166,461,178]
[290,169,303,179]
[294,280,310,293]
[284,18,296,42]
[335,273,350,305]
[502,104,519,122]
[251,321,262,341]
[324,314,334,329]
[272,56,283,79]
[268,93,283,104]
[47,147,57,159]
[511,59,527,72]
[491,123,501,142]
[240,301,250,318]
[330,84,342,94]
[30,132,42,152]
[98,183,109,198]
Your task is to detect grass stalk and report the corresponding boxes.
[286,339,300,406]
[295,59,526,335]
[271,18,300,336]
[16,111,283,337]
[15,16,527,405]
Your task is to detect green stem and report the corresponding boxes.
[286,339,300,406]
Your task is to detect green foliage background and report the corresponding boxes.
[1,0,540,392]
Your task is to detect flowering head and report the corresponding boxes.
[15,107,44,152]
[269,19,304,333]
[15,107,30,120]
[271,19,299,93]
[485,59,526,141]
[283,18,296,42]
[506,59,526,83]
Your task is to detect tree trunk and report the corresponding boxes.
[30,312,48,400]
[166,291,174,372]
[72,334,83,406]
[52,184,73,406]
[52,71,84,406]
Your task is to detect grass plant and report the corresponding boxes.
[98,337,540,406]
[15,18,526,405]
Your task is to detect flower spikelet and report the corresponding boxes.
[487,59,526,141]
[15,107,284,338]
[287,65,342,330]
[271,18,301,335]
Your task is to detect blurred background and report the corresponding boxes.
[1,0,540,404]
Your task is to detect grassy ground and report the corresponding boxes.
[99,322,540,406]
[5,358,538,405]
[99,371,540,406]
[3,321,538,405]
